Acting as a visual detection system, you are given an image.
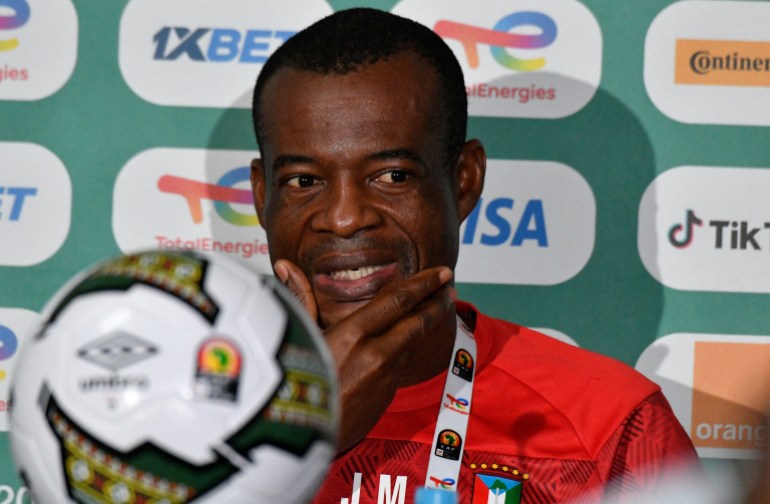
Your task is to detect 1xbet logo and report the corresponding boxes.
[153,27,295,63]
[0,186,36,221]
[669,209,770,250]
[0,0,30,52]
[158,167,256,225]
[434,12,557,70]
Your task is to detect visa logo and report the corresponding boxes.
[462,198,548,247]
[153,27,295,63]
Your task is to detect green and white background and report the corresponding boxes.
[2,0,770,500]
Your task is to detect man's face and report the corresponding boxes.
[252,53,466,328]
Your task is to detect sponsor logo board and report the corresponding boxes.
[636,333,770,459]
[118,0,333,108]
[392,0,601,118]
[0,0,77,101]
[638,166,770,293]
[645,0,770,125]
[113,148,272,273]
[0,308,40,431]
[0,142,71,266]
[456,160,595,285]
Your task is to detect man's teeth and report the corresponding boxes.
[329,265,385,281]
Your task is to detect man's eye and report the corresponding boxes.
[375,170,410,184]
[285,174,317,188]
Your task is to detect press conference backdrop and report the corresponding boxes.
[2,0,770,500]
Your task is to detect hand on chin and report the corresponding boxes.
[273,258,455,453]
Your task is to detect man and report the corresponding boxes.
[250,8,700,503]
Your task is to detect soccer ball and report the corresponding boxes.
[10,250,338,504]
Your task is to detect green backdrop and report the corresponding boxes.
[2,0,768,500]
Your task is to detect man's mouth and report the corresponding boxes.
[313,262,399,301]
[328,265,387,282]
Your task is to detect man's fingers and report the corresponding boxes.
[273,259,318,321]
[366,286,453,355]
[335,266,452,341]
[334,266,453,340]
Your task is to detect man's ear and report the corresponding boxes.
[250,158,268,229]
[455,139,486,223]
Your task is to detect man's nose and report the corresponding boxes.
[310,179,382,237]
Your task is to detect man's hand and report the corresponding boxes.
[273,259,455,453]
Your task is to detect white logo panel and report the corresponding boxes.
[645,1,770,125]
[636,333,770,459]
[392,0,602,118]
[119,0,333,108]
[113,148,272,273]
[0,307,39,431]
[456,160,595,285]
[639,166,770,293]
[0,0,78,101]
[0,142,72,266]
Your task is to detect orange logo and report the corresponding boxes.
[691,341,770,450]
[675,39,770,87]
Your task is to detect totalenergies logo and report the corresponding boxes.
[434,12,557,71]
[0,325,18,381]
[428,476,456,490]
[0,0,30,52]
[444,393,470,416]
[158,167,257,226]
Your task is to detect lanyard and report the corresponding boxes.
[424,315,476,494]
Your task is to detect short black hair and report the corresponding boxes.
[251,7,467,165]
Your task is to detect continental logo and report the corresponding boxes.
[676,39,770,87]
[645,1,770,126]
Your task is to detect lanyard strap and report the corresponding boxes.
[424,315,476,494]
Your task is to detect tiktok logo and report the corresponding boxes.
[434,12,557,71]
[667,209,770,251]
[668,209,703,248]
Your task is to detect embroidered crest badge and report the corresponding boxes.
[470,463,528,504]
